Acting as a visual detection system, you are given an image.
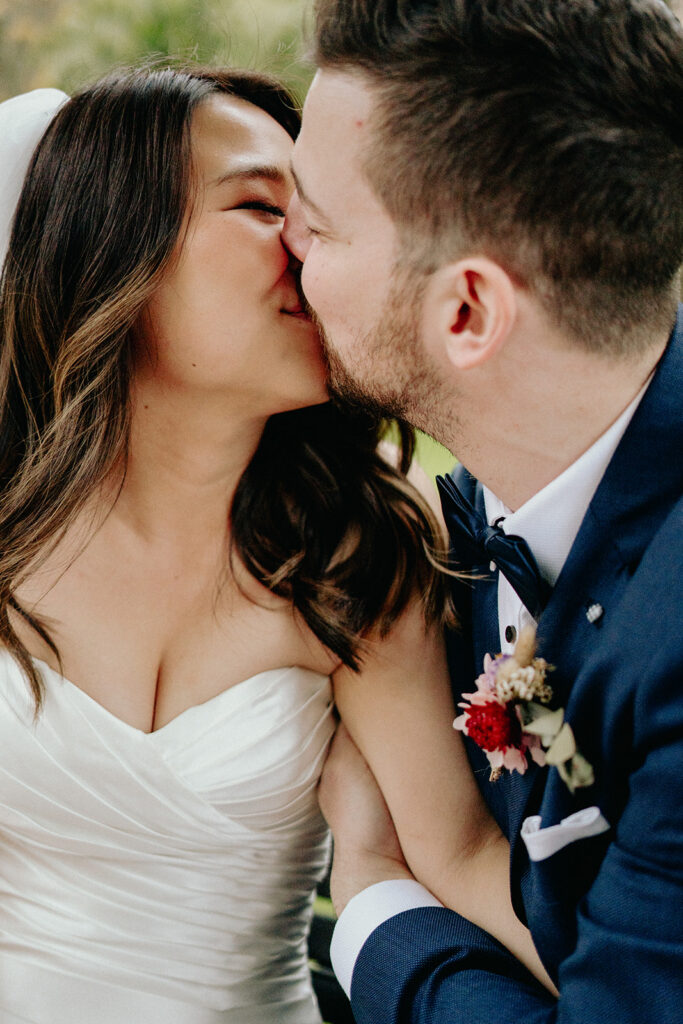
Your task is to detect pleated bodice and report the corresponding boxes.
[0,651,334,1023]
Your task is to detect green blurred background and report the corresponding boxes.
[0,0,455,480]
[0,0,312,101]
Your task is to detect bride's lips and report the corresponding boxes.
[281,305,312,320]
[280,283,314,321]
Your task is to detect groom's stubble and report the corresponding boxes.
[310,261,459,449]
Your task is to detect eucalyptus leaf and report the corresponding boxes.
[545,722,577,765]
[570,753,595,789]
[523,706,565,743]
[557,760,574,792]
[557,753,595,793]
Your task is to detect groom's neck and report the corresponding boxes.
[448,325,668,511]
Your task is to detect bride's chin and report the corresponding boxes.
[279,382,330,414]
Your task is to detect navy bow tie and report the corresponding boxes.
[436,474,552,620]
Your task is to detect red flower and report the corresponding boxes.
[465,699,521,752]
[454,691,540,777]
[453,632,592,789]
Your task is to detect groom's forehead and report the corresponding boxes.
[295,71,381,205]
[300,72,376,165]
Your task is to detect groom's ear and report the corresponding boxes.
[423,257,517,371]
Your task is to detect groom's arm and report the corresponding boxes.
[337,683,683,1024]
[322,508,683,1023]
[324,695,683,1024]
[346,906,556,1024]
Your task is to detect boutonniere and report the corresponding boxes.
[454,626,594,793]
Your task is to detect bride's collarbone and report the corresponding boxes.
[12,526,337,730]
[14,575,335,733]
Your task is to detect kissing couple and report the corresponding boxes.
[0,1,681,1022]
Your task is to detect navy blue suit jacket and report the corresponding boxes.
[349,306,683,1023]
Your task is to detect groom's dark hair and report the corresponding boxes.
[312,0,683,354]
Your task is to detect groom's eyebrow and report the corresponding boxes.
[290,164,330,224]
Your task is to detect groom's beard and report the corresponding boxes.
[311,270,453,444]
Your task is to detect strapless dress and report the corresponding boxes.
[0,651,335,1023]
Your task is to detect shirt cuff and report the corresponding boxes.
[329,879,443,997]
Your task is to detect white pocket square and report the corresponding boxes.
[521,806,610,862]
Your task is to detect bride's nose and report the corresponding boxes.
[282,192,312,262]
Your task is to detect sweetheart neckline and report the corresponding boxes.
[1,650,330,738]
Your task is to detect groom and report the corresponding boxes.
[283,0,683,1020]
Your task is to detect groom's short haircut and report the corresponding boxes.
[312,0,683,354]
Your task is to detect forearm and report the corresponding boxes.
[333,608,556,993]
[320,712,557,1002]
[400,824,557,994]
[348,905,558,1024]
[328,754,557,995]
[327,761,556,993]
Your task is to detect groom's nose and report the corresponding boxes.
[282,192,312,263]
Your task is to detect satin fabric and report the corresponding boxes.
[0,652,334,1023]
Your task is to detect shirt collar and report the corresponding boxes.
[483,379,650,587]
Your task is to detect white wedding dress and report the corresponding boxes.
[0,650,335,1023]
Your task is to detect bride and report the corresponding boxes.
[0,68,455,1023]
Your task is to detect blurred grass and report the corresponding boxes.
[313,894,336,919]
[384,422,455,487]
[0,0,313,100]
[413,430,455,483]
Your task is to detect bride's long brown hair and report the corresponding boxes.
[0,66,452,709]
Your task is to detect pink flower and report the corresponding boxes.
[473,652,512,694]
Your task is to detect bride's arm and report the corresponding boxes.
[331,602,557,996]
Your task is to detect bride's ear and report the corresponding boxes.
[422,257,517,371]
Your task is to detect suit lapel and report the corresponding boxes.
[506,306,683,871]
[445,466,528,834]
[444,310,683,916]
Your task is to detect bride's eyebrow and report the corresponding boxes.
[209,164,290,189]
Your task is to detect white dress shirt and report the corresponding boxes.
[330,381,650,997]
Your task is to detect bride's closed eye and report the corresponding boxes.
[237,200,286,219]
